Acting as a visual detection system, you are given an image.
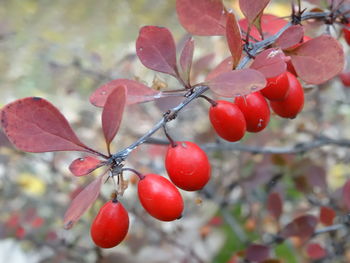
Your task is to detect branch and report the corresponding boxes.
[313,224,347,236]
[143,135,350,155]
[110,11,333,161]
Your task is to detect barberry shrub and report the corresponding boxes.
[2,0,350,262]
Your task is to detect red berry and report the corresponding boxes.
[270,72,304,119]
[209,100,246,142]
[234,92,270,132]
[165,141,211,191]
[339,72,350,87]
[138,174,184,221]
[343,22,350,45]
[90,200,129,248]
[261,72,290,101]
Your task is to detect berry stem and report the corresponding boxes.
[198,95,218,107]
[163,125,177,147]
[122,168,145,180]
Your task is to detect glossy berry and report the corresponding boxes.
[234,92,270,132]
[261,72,290,101]
[343,22,350,45]
[339,72,350,87]
[165,141,210,191]
[209,100,246,142]
[138,173,184,221]
[90,200,129,249]
[270,72,304,119]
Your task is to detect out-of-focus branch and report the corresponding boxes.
[143,135,350,155]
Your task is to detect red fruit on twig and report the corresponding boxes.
[138,174,184,221]
[165,141,211,191]
[90,200,129,248]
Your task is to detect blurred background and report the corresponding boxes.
[2,0,350,262]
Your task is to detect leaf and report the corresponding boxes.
[245,244,270,262]
[275,25,304,50]
[267,192,283,220]
[239,0,270,24]
[136,26,178,76]
[176,0,227,36]
[206,68,266,97]
[239,14,287,41]
[319,206,336,226]
[69,156,105,177]
[342,179,350,210]
[102,86,127,148]
[179,37,194,86]
[206,57,232,81]
[226,12,242,69]
[307,165,328,192]
[250,48,287,78]
[306,243,327,260]
[289,35,345,84]
[90,79,158,107]
[63,173,105,229]
[280,215,318,239]
[1,97,92,153]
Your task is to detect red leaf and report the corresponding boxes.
[239,14,288,41]
[280,215,318,239]
[136,26,177,76]
[1,97,92,153]
[90,79,158,107]
[176,0,227,36]
[226,12,242,69]
[306,243,327,260]
[319,206,336,226]
[102,86,127,148]
[207,69,266,97]
[250,48,287,78]
[307,165,328,192]
[290,35,345,84]
[63,173,105,229]
[245,244,270,262]
[239,0,270,24]
[180,37,194,86]
[267,192,283,220]
[206,57,232,81]
[275,25,304,50]
[342,179,350,210]
[69,156,105,177]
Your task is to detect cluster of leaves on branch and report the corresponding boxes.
[2,0,350,261]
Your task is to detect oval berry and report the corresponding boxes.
[165,141,210,191]
[90,200,129,249]
[209,100,246,142]
[261,71,290,101]
[138,174,184,221]
[234,92,270,133]
[343,23,350,46]
[270,72,304,119]
[339,72,350,87]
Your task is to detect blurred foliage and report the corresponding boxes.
[1,0,350,263]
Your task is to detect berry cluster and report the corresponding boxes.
[91,140,211,248]
[209,71,304,142]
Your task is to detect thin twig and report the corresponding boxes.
[143,135,350,155]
